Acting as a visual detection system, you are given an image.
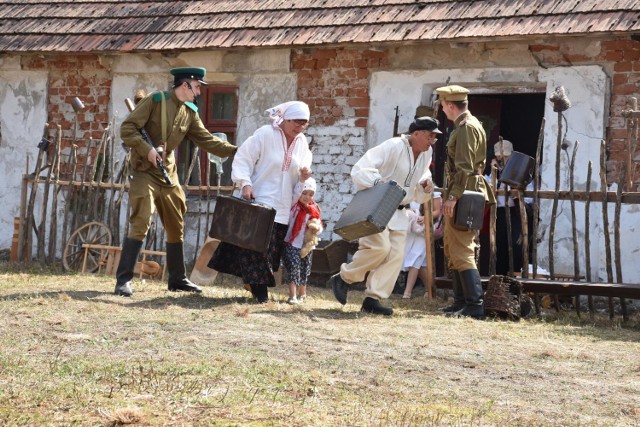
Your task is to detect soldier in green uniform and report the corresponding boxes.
[115,67,237,297]
[437,85,495,319]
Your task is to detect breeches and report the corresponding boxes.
[127,175,186,243]
[443,217,478,271]
[340,228,407,300]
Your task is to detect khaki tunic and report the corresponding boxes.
[443,111,495,271]
[120,90,237,242]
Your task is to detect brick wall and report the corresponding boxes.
[292,47,388,128]
[23,53,112,178]
[291,48,390,233]
[528,37,639,188]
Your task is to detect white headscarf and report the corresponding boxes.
[265,101,310,125]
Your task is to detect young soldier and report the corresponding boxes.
[437,85,495,319]
[115,67,237,297]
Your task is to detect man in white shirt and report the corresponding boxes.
[329,116,439,315]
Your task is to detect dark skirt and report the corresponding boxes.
[208,222,288,287]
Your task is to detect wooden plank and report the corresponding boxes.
[434,277,640,299]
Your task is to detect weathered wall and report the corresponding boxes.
[291,37,640,282]
[0,35,638,283]
[0,62,48,242]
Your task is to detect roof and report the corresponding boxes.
[0,0,639,53]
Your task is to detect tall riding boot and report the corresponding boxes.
[166,242,202,293]
[451,269,484,319]
[114,238,143,297]
[440,270,465,313]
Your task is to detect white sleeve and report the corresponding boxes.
[231,132,262,189]
[292,181,304,207]
[351,143,387,191]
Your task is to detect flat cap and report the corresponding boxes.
[408,116,442,134]
[170,67,208,85]
[435,85,469,102]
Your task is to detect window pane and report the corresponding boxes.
[211,93,236,121]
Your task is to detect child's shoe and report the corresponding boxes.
[287,296,300,305]
[298,294,307,302]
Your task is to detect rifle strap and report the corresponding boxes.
[160,93,167,162]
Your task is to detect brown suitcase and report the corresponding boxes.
[334,181,407,241]
[453,190,485,231]
[208,195,276,253]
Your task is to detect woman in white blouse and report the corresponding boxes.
[208,101,313,303]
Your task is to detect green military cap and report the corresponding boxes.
[170,67,208,85]
[435,85,470,102]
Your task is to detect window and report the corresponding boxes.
[177,83,239,189]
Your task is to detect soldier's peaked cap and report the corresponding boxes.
[170,67,207,85]
[435,85,469,102]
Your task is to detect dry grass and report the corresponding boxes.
[0,262,639,426]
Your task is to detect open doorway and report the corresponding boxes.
[432,93,545,186]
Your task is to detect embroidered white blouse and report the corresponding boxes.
[231,124,313,225]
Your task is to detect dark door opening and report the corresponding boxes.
[432,93,545,186]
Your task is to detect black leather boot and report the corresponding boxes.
[166,242,202,293]
[250,283,269,303]
[328,273,349,305]
[114,238,143,297]
[439,270,465,313]
[360,297,393,316]
[449,269,484,319]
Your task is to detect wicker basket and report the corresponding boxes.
[484,275,532,320]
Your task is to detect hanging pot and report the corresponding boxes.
[499,151,535,188]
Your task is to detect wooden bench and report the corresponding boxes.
[81,244,167,281]
[435,276,640,321]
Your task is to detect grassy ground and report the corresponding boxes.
[0,262,639,426]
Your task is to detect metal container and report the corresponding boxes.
[500,151,535,188]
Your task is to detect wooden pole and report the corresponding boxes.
[548,111,563,279]
[517,189,529,279]
[599,140,615,319]
[489,167,497,276]
[61,145,78,256]
[47,124,63,263]
[585,161,594,316]
[423,194,434,300]
[37,127,60,262]
[23,124,49,264]
[531,118,545,281]
[599,141,613,283]
[504,183,514,276]
[569,140,580,280]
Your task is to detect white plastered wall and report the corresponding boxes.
[0,61,48,251]
[370,66,639,283]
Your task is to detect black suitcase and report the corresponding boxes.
[209,195,276,253]
[453,190,485,231]
[500,151,535,188]
[334,181,406,241]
